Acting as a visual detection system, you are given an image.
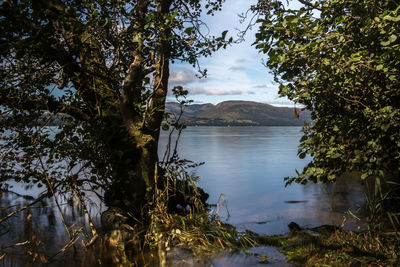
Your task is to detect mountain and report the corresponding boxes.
[166,100,311,126]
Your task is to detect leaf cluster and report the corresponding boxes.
[0,0,231,225]
[254,0,400,184]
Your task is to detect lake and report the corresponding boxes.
[159,126,366,235]
[0,126,367,265]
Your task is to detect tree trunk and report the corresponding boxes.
[103,0,172,219]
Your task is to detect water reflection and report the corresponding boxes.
[1,126,367,265]
[159,126,367,235]
[166,246,291,266]
[0,190,103,266]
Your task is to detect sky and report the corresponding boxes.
[167,0,294,107]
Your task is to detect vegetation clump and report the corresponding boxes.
[253,0,400,264]
[90,160,257,265]
[0,0,237,263]
[2,0,400,265]
[250,226,399,266]
[255,0,400,185]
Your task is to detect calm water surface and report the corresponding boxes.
[159,126,366,235]
[1,126,366,266]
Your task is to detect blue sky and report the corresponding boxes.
[167,0,294,107]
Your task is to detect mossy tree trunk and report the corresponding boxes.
[104,0,173,215]
[1,0,226,241]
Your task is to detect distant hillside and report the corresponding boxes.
[166,100,311,126]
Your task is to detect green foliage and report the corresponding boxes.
[365,178,400,233]
[146,161,256,257]
[254,0,400,184]
[0,0,230,214]
[0,1,237,262]
[252,228,399,266]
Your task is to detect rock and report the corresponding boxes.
[288,221,302,232]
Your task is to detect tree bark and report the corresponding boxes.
[104,0,173,217]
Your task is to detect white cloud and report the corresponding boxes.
[187,87,207,95]
[252,83,278,89]
[228,66,246,72]
[236,58,248,63]
[188,87,243,96]
[207,89,242,95]
[169,69,197,85]
[167,0,285,105]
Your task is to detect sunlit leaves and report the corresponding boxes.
[255,0,400,184]
[1,0,230,213]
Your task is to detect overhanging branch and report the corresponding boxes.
[0,94,91,121]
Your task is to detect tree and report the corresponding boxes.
[0,0,229,226]
[254,0,400,184]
